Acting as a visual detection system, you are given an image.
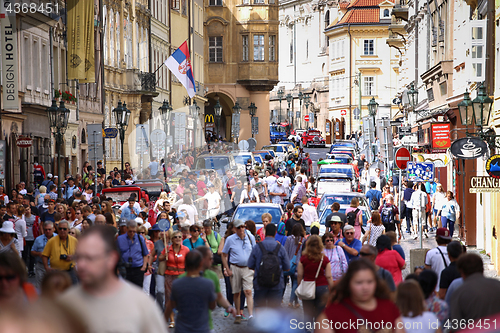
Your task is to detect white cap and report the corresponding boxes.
[47,173,53,178]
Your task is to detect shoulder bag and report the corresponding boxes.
[295,256,324,300]
[284,237,303,277]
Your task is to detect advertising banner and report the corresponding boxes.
[431,123,451,149]
[1,0,19,111]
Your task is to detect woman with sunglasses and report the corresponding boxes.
[65,208,76,224]
[322,232,348,283]
[316,259,404,333]
[71,209,84,231]
[138,225,155,296]
[68,228,80,239]
[159,230,189,328]
[182,225,207,250]
[0,222,19,256]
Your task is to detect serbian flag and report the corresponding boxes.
[164,41,196,98]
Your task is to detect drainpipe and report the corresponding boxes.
[348,23,352,137]
[414,0,418,101]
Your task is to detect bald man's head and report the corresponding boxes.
[360,244,378,263]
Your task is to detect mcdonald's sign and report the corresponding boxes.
[205,114,214,123]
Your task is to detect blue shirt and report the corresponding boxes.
[247,236,290,290]
[336,237,362,263]
[366,189,382,207]
[32,234,57,264]
[222,232,256,267]
[64,185,77,200]
[121,206,140,220]
[116,234,149,268]
[183,237,206,250]
[393,244,405,260]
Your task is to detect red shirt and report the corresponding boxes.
[375,249,405,285]
[300,254,330,286]
[162,245,190,276]
[323,298,400,333]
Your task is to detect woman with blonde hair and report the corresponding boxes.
[159,229,189,328]
[68,227,81,239]
[297,235,334,325]
[36,186,47,207]
[432,183,446,229]
[345,197,363,239]
[154,192,170,212]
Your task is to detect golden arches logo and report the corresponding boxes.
[205,114,214,123]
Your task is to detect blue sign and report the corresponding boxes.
[157,219,170,232]
[407,162,435,182]
[104,128,118,138]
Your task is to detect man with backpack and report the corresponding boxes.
[379,195,399,233]
[365,181,383,211]
[248,223,290,310]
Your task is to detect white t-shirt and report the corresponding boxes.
[402,311,439,333]
[301,203,318,227]
[204,191,221,210]
[240,188,259,203]
[264,176,277,188]
[250,178,265,195]
[59,281,167,333]
[14,218,27,252]
[295,174,307,186]
[424,245,450,291]
[178,204,198,224]
[280,176,291,195]
[120,201,141,212]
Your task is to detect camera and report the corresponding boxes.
[60,254,68,260]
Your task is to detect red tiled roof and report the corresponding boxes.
[337,8,379,24]
[347,0,394,8]
[339,1,350,8]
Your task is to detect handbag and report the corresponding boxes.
[284,237,303,277]
[295,256,324,300]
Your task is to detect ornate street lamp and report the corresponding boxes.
[458,90,473,126]
[472,83,493,128]
[214,99,222,137]
[367,97,379,118]
[249,102,257,138]
[277,89,284,123]
[408,82,418,111]
[159,100,173,156]
[113,101,131,174]
[298,92,303,129]
[232,102,241,143]
[46,99,70,198]
[286,93,293,133]
[304,94,311,129]
[190,100,200,147]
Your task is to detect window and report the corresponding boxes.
[254,35,264,61]
[254,0,264,3]
[182,0,186,15]
[469,20,487,82]
[383,9,390,17]
[427,88,434,102]
[209,0,222,5]
[363,39,374,55]
[269,0,275,4]
[325,11,330,29]
[209,37,223,62]
[269,35,276,61]
[306,39,308,60]
[242,0,249,4]
[33,38,40,89]
[363,76,374,95]
[290,42,293,63]
[171,0,179,10]
[242,35,249,61]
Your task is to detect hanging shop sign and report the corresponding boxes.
[450,137,488,159]
[406,162,435,182]
[431,123,451,149]
[469,176,500,193]
[485,154,500,178]
[413,151,452,168]
[16,136,32,148]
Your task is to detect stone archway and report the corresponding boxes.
[205,92,234,142]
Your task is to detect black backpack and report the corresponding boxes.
[257,242,282,288]
[381,204,394,224]
[346,208,359,227]
[368,190,380,210]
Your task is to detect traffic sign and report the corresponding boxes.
[395,147,411,169]
[407,162,435,182]
[340,109,347,116]
[304,115,310,122]
[150,129,166,159]
[401,135,418,145]
[136,124,150,154]
[398,126,411,135]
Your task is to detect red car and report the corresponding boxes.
[302,129,326,148]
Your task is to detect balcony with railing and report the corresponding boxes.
[392,0,408,21]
